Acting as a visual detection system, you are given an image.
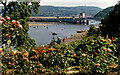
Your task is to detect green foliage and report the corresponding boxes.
[37,36,119,74]
[1,2,40,50]
[101,2,120,37]
[2,50,44,74]
[31,6,102,17]
[1,35,119,74]
[87,25,101,36]
[94,6,114,17]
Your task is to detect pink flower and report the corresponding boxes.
[106,34,109,39]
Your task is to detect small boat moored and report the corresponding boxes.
[52,32,57,35]
[77,30,85,33]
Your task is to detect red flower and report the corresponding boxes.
[2,18,6,21]
[42,50,46,53]
[103,40,106,42]
[16,21,20,25]
[58,49,60,51]
[18,25,22,28]
[4,22,7,24]
[81,50,83,52]
[92,51,94,53]
[109,41,112,44]
[56,65,58,68]
[12,20,16,24]
[50,48,54,51]
[34,49,39,52]
[6,34,10,38]
[23,53,29,57]
[23,58,27,60]
[107,49,111,52]
[95,63,100,66]
[6,16,10,21]
[106,34,109,39]
[51,44,53,46]
[23,58,28,61]
[111,37,113,41]
[74,54,77,57]
[103,48,106,51]
[10,28,14,31]
[47,51,50,53]
[0,50,3,53]
[12,63,14,65]
[38,64,43,67]
[82,53,86,57]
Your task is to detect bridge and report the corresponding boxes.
[28,17,103,25]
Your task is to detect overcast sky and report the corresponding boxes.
[40,0,118,9]
[0,0,118,9]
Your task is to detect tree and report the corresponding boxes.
[101,1,120,38]
[1,1,40,51]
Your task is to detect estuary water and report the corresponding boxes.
[28,21,100,46]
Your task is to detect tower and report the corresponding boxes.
[79,13,86,18]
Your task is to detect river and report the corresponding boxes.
[28,21,100,46]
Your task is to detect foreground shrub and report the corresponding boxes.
[1,35,119,74]
[1,16,36,51]
[37,36,119,74]
[2,49,44,74]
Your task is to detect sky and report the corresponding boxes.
[0,0,118,9]
[40,0,118,9]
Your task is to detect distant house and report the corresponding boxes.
[79,13,86,18]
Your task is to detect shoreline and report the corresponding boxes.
[29,22,58,26]
[61,31,88,45]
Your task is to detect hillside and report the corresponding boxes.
[94,6,114,17]
[31,6,102,17]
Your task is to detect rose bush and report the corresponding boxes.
[1,16,36,51]
[2,49,44,74]
[1,16,119,74]
[37,35,119,74]
[1,35,119,74]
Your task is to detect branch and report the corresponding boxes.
[0,1,5,5]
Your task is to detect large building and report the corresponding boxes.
[79,13,86,18]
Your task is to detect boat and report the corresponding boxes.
[33,26,38,28]
[77,30,85,33]
[52,32,57,35]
